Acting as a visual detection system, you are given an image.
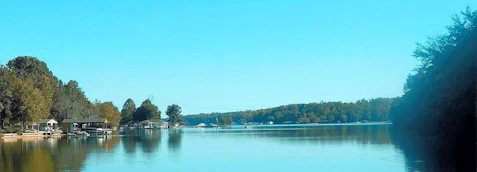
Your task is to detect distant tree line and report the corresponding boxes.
[0,56,122,131]
[183,98,395,125]
[388,7,476,171]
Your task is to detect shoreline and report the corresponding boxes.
[1,133,64,139]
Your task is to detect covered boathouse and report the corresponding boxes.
[61,118,108,134]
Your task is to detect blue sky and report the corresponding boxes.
[1,0,476,115]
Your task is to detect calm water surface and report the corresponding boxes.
[1,124,425,172]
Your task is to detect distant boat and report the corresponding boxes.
[244,124,252,129]
[269,121,274,125]
[209,123,218,127]
[76,131,90,136]
[196,123,206,128]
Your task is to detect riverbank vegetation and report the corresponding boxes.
[389,7,476,171]
[119,99,184,126]
[184,98,395,125]
[0,57,122,131]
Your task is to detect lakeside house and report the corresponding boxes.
[38,119,58,131]
[26,119,59,132]
[61,118,108,134]
[138,119,168,129]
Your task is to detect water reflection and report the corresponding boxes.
[388,126,473,172]
[168,130,182,153]
[208,125,393,146]
[0,125,442,172]
[0,136,120,172]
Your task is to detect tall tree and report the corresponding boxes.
[0,66,16,128]
[389,7,476,171]
[166,104,183,125]
[11,78,49,131]
[97,101,121,127]
[7,56,58,122]
[219,116,232,126]
[120,99,136,125]
[50,80,95,122]
[133,99,160,122]
[6,56,57,85]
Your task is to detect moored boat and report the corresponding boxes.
[196,123,206,128]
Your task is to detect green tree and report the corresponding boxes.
[7,56,59,114]
[120,99,136,125]
[388,7,476,171]
[133,99,160,122]
[166,104,183,125]
[11,78,49,132]
[0,66,16,128]
[97,101,121,127]
[268,116,275,122]
[50,80,95,122]
[309,112,320,123]
[219,116,232,126]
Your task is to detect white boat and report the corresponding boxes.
[244,124,252,129]
[144,126,152,129]
[76,131,90,136]
[196,123,206,128]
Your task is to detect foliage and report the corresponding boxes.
[219,116,232,125]
[166,104,183,125]
[0,66,15,128]
[389,7,476,171]
[96,101,122,127]
[0,56,116,128]
[50,80,97,122]
[11,78,49,131]
[120,99,136,125]
[184,98,395,125]
[133,99,160,122]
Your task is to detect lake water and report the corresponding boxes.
[1,124,425,172]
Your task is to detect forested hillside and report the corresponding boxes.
[184,98,395,125]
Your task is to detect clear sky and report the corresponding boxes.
[1,0,476,115]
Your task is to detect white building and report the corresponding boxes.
[138,119,168,129]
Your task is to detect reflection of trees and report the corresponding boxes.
[168,130,182,152]
[224,125,393,146]
[121,135,138,154]
[0,136,121,172]
[0,139,24,172]
[389,127,442,172]
[24,149,55,172]
[137,130,161,153]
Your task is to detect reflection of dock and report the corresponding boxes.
[1,136,61,142]
[1,132,63,139]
